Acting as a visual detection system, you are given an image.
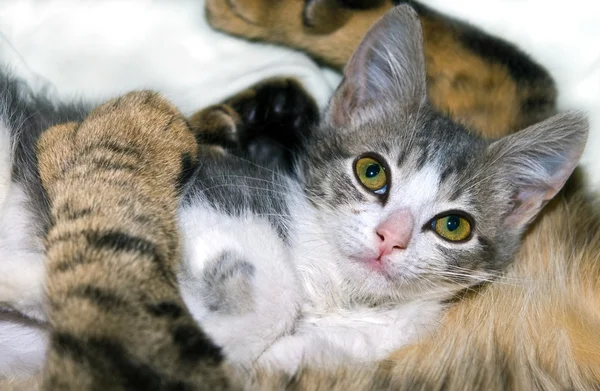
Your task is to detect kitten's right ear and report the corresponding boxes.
[487,111,588,232]
[325,5,427,128]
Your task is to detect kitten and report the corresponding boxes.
[0,4,589,388]
[178,5,587,374]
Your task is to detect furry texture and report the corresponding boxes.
[0,2,597,390]
[205,0,556,137]
[37,91,230,390]
[178,6,587,378]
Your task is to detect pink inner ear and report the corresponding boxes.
[329,49,373,128]
[504,185,555,228]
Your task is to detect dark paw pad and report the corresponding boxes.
[225,77,320,170]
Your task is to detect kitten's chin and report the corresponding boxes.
[343,255,434,303]
[359,257,386,273]
[348,254,403,281]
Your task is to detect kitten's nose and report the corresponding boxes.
[376,209,413,257]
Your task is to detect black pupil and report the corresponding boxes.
[365,163,380,178]
[446,216,460,231]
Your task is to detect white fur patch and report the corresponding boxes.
[0,312,47,379]
[178,203,303,366]
[0,184,46,321]
[259,300,443,374]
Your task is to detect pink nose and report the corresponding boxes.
[376,209,413,257]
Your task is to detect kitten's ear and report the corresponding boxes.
[488,111,588,230]
[325,5,427,128]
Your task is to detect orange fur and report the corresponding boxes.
[205,0,556,136]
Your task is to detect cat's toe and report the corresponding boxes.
[205,0,272,38]
[230,78,319,148]
[224,77,319,169]
[188,104,242,155]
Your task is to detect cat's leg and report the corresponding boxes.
[205,0,389,70]
[204,0,556,136]
[189,77,319,171]
[38,91,230,389]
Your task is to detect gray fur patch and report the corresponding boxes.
[182,154,292,243]
[201,251,256,315]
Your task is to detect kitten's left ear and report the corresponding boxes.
[325,5,427,128]
[488,111,588,230]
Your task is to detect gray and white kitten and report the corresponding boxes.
[0,4,587,379]
[177,6,587,373]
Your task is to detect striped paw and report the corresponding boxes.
[38,91,198,198]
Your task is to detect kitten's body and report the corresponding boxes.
[178,153,444,371]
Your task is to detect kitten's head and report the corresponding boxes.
[298,5,588,302]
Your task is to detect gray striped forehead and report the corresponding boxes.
[310,104,488,188]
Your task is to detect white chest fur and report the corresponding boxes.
[180,191,444,373]
[259,300,443,373]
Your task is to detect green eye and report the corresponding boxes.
[432,214,472,242]
[355,156,387,194]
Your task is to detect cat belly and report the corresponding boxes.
[178,204,303,366]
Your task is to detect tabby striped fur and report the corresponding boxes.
[37,91,233,390]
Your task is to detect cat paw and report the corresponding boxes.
[188,103,242,157]
[226,77,319,166]
[205,0,351,38]
[205,0,392,68]
[189,78,318,170]
[38,91,198,196]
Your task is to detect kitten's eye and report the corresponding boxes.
[432,215,471,242]
[355,156,387,195]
